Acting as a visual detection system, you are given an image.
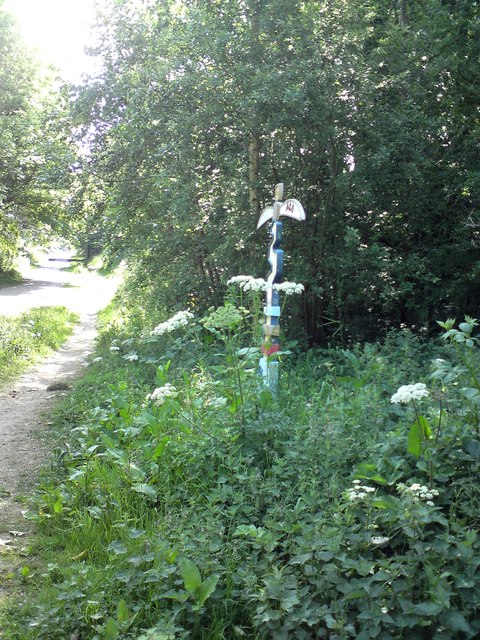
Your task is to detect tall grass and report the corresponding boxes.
[0,306,79,385]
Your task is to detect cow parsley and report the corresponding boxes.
[273,281,305,295]
[151,310,194,336]
[146,383,178,406]
[390,383,429,404]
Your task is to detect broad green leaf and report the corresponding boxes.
[107,540,128,555]
[407,421,422,458]
[441,611,471,633]
[68,469,86,481]
[419,415,432,439]
[463,438,480,459]
[373,496,397,511]
[127,463,146,481]
[179,557,202,592]
[462,387,480,402]
[103,618,118,640]
[196,574,219,606]
[412,601,442,616]
[407,416,431,458]
[131,483,157,500]
[153,437,169,460]
[117,599,129,625]
[355,463,387,485]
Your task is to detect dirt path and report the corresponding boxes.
[0,259,119,593]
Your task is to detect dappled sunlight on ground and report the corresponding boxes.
[0,253,120,317]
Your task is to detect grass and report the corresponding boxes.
[0,306,79,386]
[2,301,480,639]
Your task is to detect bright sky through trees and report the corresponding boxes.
[3,0,100,83]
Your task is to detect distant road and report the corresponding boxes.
[0,256,119,317]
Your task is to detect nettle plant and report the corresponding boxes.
[434,317,480,432]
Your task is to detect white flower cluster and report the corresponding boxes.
[110,345,120,352]
[227,275,304,295]
[274,281,304,296]
[390,383,429,404]
[227,275,267,292]
[146,383,178,406]
[123,353,139,361]
[151,310,194,336]
[371,536,390,546]
[397,482,439,506]
[347,479,376,502]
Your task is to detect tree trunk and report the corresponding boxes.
[248,2,261,215]
[399,0,407,27]
[249,131,260,214]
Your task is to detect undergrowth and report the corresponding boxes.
[0,306,79,385]
[2,292,480,639]
[0,269,23,288]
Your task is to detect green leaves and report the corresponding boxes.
[131,483,158,501]
[407,415,431,459]
[179,558,202,592]
[355,463,388,486]
[178,557,219,610]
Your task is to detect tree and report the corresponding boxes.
[71,0,480,342]
[0,3,77,272]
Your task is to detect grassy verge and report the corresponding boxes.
[3,299,480,639]
[0,306,79,385]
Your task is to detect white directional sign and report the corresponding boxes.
[257,199,306,229]
[280,199,306,222]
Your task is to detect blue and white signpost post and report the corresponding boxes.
[257,183,306,394]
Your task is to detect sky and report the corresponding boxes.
[3,0,101,83]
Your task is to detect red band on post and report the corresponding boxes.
[261,344,281,356]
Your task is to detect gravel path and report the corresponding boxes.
[0,259,118,574]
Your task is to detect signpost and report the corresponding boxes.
[257,183,306,393]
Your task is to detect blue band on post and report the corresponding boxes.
[264,306,281,316]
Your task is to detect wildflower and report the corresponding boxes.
[390,383,429,404]
[397,482,439,503]
[273,281,305,295]
[109,346,120,352]
[242,277,268,293]
[371,536,390,545]
[123,353,139,361]
[227,275,254,286]
[93,357,102,363]
[347,480,376,502]
[146,383,178,406]
[151,310,194,336]
[227,275,267,292]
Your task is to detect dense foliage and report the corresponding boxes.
[4,287,480,639]
[0,1,76,271]
[67,0,480,344]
